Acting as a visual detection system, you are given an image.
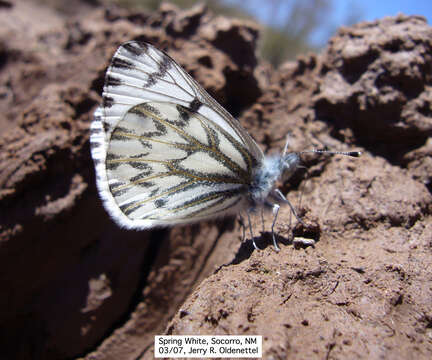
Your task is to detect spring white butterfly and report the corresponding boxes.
[90,41,360,251]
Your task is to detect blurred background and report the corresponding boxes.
[35,0,432,66]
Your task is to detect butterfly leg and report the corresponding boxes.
[271,203,281,252]
[238,213,246,242]
[272,189,306,226]
[247,210,261,250]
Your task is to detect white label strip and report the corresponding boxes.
[154,335,262,358]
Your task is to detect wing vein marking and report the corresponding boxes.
[193,112,217,150]
[113,131,212,154]
[107,82,193,105]
[107,156,244,184]
[113,173,171,191]
[109,65,175,88]
[131,49,196,98]
[147,192,222,219]
[192,109,254,173]
[157,192,221,216]
[165,163,246,184]
[116,55,177,86]
[113,131,183,146]
[110,59,196,100]
[136,106,250,181]
[140,51,180,86]
[123,179,196,213]
[107,158,169,165]
[170,61,200,98]
[180,75,263,162]
[117,50,198,101]
[146,190,242,220]
[176,194,242,219]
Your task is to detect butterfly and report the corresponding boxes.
[90,41,360,251]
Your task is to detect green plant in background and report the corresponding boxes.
[230,0,361,65]
[257,0,333,64]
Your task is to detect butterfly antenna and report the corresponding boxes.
[282,135,290,157]
[300,149,362,157]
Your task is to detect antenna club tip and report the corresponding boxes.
[348,151,362,157]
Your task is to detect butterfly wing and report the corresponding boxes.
[90,41,264,228]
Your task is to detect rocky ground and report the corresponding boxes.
[0,1,431,359]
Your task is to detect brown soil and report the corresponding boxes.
[0,1,431,359]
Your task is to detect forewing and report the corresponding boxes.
[100,41,263,160]
[90,42,262,228]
